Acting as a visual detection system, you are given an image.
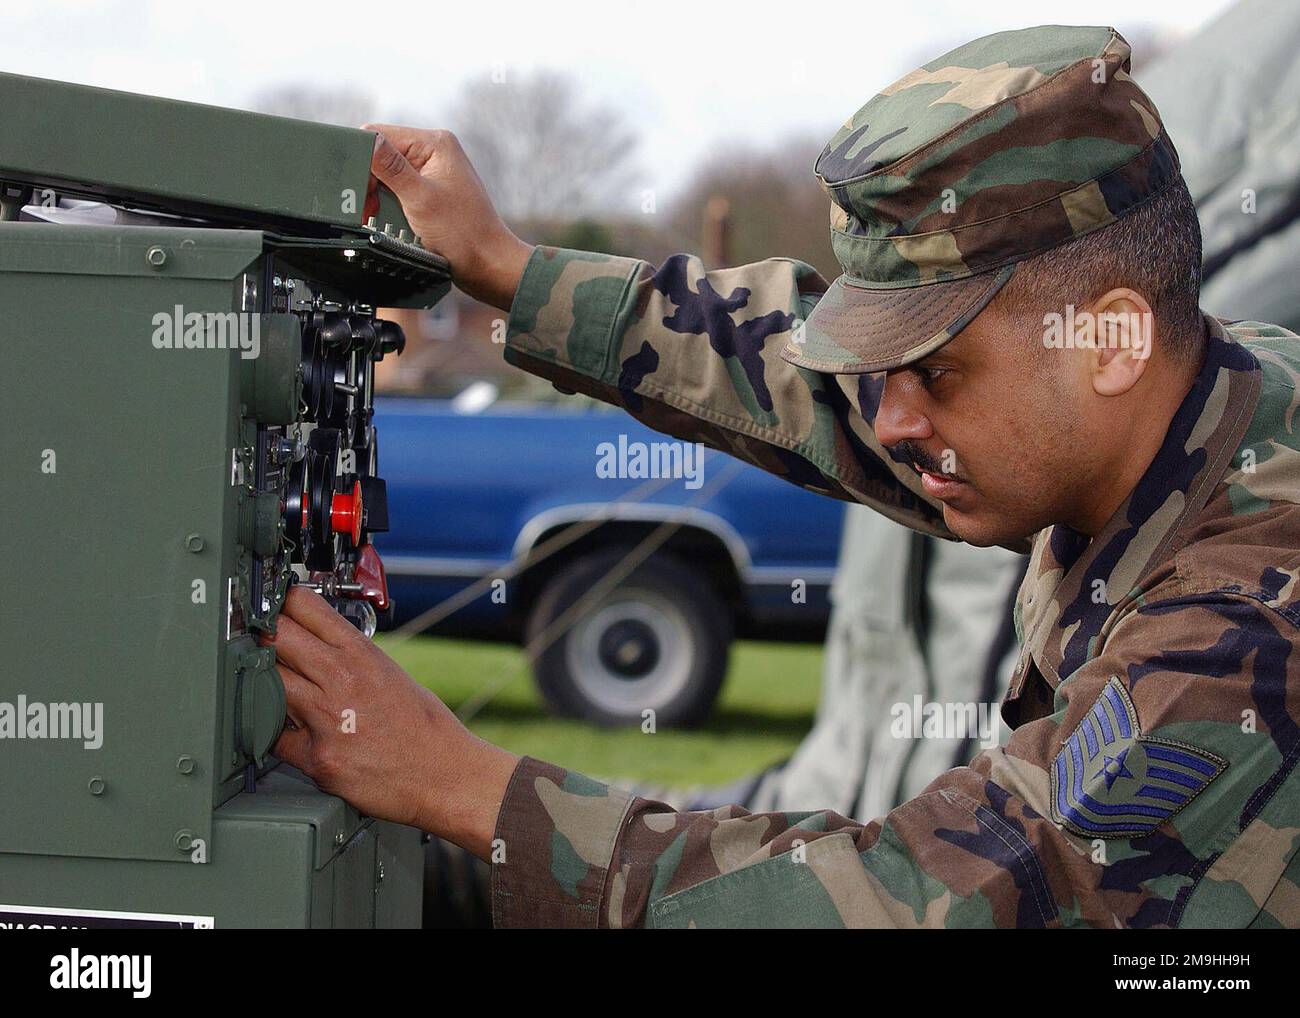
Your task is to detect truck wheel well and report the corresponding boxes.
[515,521,744,615]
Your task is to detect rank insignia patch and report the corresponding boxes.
[1050,676,1227,839]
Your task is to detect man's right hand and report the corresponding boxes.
[363,124,534,311]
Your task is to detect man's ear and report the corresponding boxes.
[1087,288,1155,397]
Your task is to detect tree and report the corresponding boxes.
[250,85,376,128]
[446,70,641,224]
[665,132,838,282]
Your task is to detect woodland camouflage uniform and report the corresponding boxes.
[489,25,1300,928]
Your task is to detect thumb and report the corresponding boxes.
[369,132,425,202]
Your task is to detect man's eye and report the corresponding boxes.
[916,367,947,387]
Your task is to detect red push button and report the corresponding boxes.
[330,480,363,545]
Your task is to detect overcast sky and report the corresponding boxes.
[2,0,1238,212]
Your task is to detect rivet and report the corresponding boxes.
[87,776,106,796]
[175,829,195,852]
[185,533,204,553]
[177,755,195,775]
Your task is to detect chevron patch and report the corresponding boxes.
[1050,676,1227,839]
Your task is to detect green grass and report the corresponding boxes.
[376,634,822,786]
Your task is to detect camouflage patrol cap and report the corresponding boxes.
[783,24,1180,374]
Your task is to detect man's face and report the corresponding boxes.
[870,294,1098,547]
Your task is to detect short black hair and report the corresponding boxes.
[999,174,1205,363]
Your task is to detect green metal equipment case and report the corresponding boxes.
[0,73,450,928]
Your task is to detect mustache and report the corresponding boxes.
[892,440,961,479]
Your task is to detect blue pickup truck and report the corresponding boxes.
[372,388,844,726]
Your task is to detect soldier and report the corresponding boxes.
[265,24,1300,927]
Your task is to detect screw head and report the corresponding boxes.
[175,830,195,851]
[185,533,204,553]
[177,755,195,775]
[87,776,106,796]
[146,246,167,268]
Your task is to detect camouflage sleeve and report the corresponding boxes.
[503,245,953,539]
[491,594,1300,927]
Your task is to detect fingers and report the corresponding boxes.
[272,662,317,767]
[261,614,343,692]
[368,130,427,203]
[363,123,439,153]
[281,586,362,647]
[276,661,327,724]
[271,723,311,771]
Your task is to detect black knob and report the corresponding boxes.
[374,319,406,357]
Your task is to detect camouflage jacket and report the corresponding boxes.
[491,246,1300,928]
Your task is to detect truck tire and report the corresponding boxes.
[526,548,731,727]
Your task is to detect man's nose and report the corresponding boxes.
[872,371,933,450]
